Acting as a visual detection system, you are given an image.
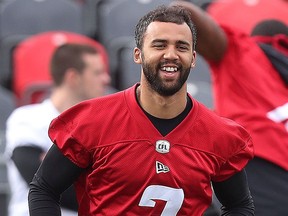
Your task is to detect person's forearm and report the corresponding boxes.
[213,169,255,215]
[11,145,43,184]
[28,144,84,215]
[171,0,227,61]
[60,185,79,211]
[29,175,61,216]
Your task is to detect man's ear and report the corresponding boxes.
[191,51,196,68]
[65,68,79,87]
[134,47,142,64]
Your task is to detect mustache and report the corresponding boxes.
[158,60,182,69]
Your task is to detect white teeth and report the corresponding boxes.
[162,67,178,72]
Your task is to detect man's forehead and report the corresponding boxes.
[144,21,193,43]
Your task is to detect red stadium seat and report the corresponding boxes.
[12,31,109,106]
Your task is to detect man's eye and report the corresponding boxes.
[178,45,189,51]
[153,44,165,49]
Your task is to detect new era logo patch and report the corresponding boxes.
[156,161,170,174]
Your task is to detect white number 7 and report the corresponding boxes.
[139,185,184,216]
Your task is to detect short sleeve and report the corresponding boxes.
[213,136,254,182]
[48,105,93,168]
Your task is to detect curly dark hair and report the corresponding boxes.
[134,5,197,50]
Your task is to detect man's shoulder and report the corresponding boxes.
[8,103,41,120]
[7,99,56,125]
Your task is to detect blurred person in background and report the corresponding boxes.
[173,1,288,215]
[5,43,111,216]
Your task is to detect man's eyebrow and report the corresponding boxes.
[176,40,191,46]
[151,39,191,46]
[151,39,167,44]
[150,39,191,48]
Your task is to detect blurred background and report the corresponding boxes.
[0,0,287,215]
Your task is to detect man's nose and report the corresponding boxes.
[163,47,179,60]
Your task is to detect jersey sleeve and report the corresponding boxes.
[211,118,254,182]
[48,102,93,168]
[215,137,253,182]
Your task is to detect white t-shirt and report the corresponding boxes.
[5,99,77,216]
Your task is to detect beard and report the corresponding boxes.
[142,59,191,97]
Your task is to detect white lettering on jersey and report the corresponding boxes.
[267,102,288,131]
[156,161,170,174]
[139,185,184,216]
[156,140,170,153]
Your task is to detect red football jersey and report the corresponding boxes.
[209,26,288,170]
[49,84,253,215]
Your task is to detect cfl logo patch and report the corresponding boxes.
[155,140,170,154]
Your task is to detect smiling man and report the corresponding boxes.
[28,5,254,215]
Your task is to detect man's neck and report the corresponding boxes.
[136,84,187,119]
[50,89,80,113]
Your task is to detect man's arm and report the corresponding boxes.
[12,145,79,211]
[212,169,255,215]
[12,145,43,184]
[28,144,84,216]
[171,0,228,62]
